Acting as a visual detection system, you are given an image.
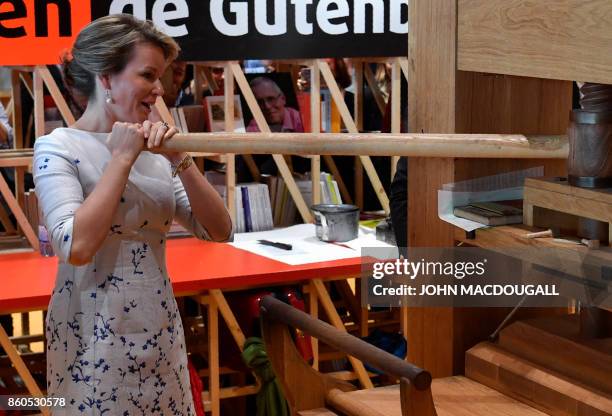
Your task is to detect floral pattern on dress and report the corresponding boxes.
[33,128,219,415]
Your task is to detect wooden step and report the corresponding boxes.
[498,316,612,395]
[330,376,546,416]
[466,342,612,416]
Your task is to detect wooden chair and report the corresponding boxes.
[260,295,547,416]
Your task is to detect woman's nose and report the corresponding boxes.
[153,80,165,96]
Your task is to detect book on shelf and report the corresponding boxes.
[453,202,523,226]
[296,90,341,133]
[203,171,342,232]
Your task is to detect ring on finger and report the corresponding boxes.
[161,122,169,129]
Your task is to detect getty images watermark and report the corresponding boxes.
[361,247,612,308]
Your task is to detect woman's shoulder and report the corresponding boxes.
[34,128,87,158]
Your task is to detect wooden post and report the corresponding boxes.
[0,324,50,415]
[38,66,76,126]
[406,0,457,378]
[354,61,365,209]
[311,279,374,389]
[224,63,237,222]
[230,62,314,223]
[207,294,220,416]
[11,71,23,149]
[33,68,45,139]
[308,281,319,371]
[391,58,402,179]
[319,61,390,214]
[363,64,386,115]
[311,60,321,204]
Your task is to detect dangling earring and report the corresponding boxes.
[105,89,113,104]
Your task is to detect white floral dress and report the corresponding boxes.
[34,127,212,415]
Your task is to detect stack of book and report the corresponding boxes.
[266,172,342,227]
[234,183,274,233]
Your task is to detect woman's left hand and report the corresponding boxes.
[142,120,182,162]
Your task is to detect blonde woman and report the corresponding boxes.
[34,15,232,414]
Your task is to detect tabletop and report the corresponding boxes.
[0,237,363,313]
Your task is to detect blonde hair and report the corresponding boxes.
[63,14,180,98]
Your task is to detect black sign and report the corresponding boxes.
[91,0,408,61]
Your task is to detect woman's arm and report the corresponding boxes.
[171,153,232,242]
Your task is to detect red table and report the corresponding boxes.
[0,238,371,415]
[1,238,361,313]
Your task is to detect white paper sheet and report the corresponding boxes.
[230,224,396,265]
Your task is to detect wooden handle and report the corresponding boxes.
[524,229,553,239]
[160,133,568,159]
[260,295,432,390]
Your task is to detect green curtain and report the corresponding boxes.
[242,337,290,416]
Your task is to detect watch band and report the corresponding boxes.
[171,154,193,177]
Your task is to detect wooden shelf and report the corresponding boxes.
[455,224,612,312]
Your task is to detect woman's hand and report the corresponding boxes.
[106,122,145,165]
[142,120,183,162]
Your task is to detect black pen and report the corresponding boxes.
[258,240,293,251]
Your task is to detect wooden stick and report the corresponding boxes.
[224,64,237,222]
[19,72,34,100]
[353,61,365,209]
[399,57,410,83]
[162,132,568,159]
[207,294,220,416]
[315,59,352,205]
[363,64,387,114]
[209,290,247,349]
[391,58,402,179]
[0,324,50,415]
[230,62,313,223]
[5,97,13,120]
[201,66,219,95]
[311,60,321,204]
[0,173,38,250]
[310,279,374,389]
[0,202,17,234]
[33,68,45,139]
[11,71,23,149]
[319,61,390,213]
[308,281,319,371]
[38,66,76,126]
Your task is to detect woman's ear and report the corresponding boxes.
[98,73,112,91]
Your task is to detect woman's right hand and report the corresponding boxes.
[106,122,145,165]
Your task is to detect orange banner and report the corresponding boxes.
[0,0,91,65]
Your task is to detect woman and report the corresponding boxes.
[33,15,232,414]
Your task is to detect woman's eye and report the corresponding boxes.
[142,72,155,80]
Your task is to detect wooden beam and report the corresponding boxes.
[11,71,23,149]
[458,0,612,84]
[224,64,237,222]
[162,133,568,159]
[391,58,402,179]
[0,325,49,415]
[207,294,220,416]
[311,279,374,389]
[230,62,313,223]
[363,64,387,114]
[33,68,45,139]
[0,173,38,250]
[407,0,458,378]
[319,61,390,214]
[38,66,76,126]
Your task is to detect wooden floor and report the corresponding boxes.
[339,376,546,416]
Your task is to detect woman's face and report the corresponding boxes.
[107,42,167,123]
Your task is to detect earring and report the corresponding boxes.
[105,89,113,104]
